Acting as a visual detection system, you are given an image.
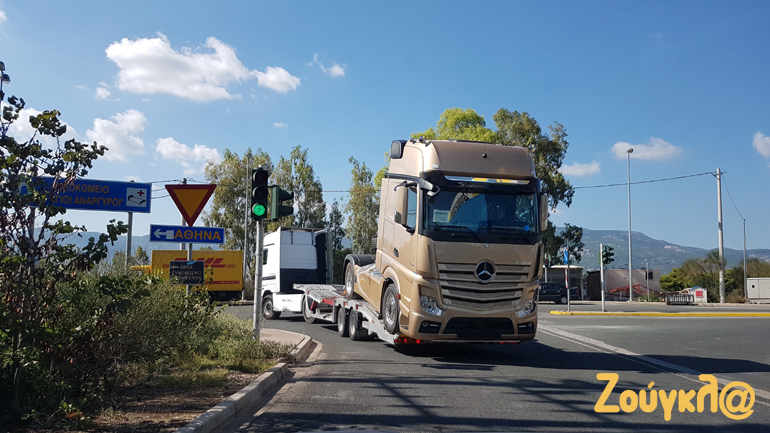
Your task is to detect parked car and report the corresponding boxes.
[537,282,580,304]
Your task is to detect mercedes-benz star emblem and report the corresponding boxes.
[475,261,496,283]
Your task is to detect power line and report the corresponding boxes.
[720,173,744,220]
[573,171,714,189]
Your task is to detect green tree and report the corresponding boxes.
[203,148,272,270]
[345,157,379,254]
[0,94,126,417]
[411,107,497,142]
[132,245,150,265]
[271,145,326,228]
[493,109,573,209]
[660,267,688,292]
[327,198,346,251]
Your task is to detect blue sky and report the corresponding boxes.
[1,1,768,251]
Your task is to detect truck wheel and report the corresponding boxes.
[302,296,316,324]
[262,294,281,320]
[337,307,349,337]
[343,263,359,300]
[349,310,362,341]
[559,295,567,305]
[383,284,400,334]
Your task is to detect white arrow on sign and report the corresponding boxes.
[154,229,175,240]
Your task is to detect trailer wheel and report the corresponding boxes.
[262,294,281,320]
[337,307,349,337]
[343,263,359,300]
[348,310,362,341]
[302,296,316,324]
[383,284,400,334]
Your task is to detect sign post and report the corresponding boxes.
[252,220,264,341]
[564,250,570,312]
[165,182,217,295]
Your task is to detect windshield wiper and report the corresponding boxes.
[490,226,532,242]
[432,225,482,243]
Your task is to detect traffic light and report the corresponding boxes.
[251,168,270,220]
[544,253,551,268]
[270,185,294,221]
[602,245,615,265]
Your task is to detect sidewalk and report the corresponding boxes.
[260,328,309,349]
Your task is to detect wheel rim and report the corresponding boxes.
[338,308,345,331]
[385,293,397,328]
[263,299,273,316]
[345,265,354,296]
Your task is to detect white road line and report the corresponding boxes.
[539,325,770,406]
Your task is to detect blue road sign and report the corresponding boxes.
[150,224,225,244]
[22,177,152,213]
[563,251,569,265]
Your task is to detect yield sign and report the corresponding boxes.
[165,184,216,226]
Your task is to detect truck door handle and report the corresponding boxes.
[393,248,399,257]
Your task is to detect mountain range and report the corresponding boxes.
[63,228,768,275]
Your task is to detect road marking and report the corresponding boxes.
[550,311,770,317]
[539,325,770,406]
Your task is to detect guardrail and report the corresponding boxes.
[665,293,694,305]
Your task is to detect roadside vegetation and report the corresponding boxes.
[661,251,770,302]
[0,91,292,429]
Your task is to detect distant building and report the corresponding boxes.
[543,265,584,297]
[585,269,661,301]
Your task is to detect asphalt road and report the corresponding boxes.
[223,302,770,432]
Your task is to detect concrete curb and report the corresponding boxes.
[175,333,313,433]
[550,310,770,317]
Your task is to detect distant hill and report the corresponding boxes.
[566,228,769,274]
[64,228,768,275]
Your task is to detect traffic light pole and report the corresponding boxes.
[600,243,606,312]
[252,219,264,340]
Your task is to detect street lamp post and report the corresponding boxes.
[627,148,634,302]
[645,259,649,300]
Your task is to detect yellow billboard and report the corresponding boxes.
[151,250,243,292]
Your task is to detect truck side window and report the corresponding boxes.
[263,249,268,265]
[406,187,417,230]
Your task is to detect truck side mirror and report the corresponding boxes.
[394,185,408,226]
[540,194,548,231]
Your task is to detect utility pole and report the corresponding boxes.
[743,218,748,298]
[252,220,264,340]
[600,243,606,312]
[717,167,725,303]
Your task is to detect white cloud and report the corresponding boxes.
[155,137,221,175]
[86,109,147,162]
[0,10,6,24]
[560,161,601,176]
[76,85,87,91]
[6,108,79,149]
[308,53,347,78]
[125,175,142,182]
[611,137,682,161]
[753,132,770,159]
[95,87,111,100]
[273,122,288,129]
[105,33,300,101]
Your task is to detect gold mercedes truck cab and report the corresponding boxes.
[344,138,548,342]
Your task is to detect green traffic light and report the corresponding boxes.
[252,203,267,217]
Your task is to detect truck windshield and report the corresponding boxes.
[423,187,539,244]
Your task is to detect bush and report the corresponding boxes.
[725,291,747,304]
[206,314,294,371]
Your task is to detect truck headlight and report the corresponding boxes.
[420,295,444,317]
[517,298,536,317]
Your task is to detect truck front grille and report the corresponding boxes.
[437,263,529,310]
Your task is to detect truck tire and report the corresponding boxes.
[262,294,281,320]
[383,284,400,334]
[343,263,359,300]
[348,310,362,341]
[337,307,349,337]
[302,295,316,324]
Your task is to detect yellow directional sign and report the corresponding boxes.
[165,184,216,226]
